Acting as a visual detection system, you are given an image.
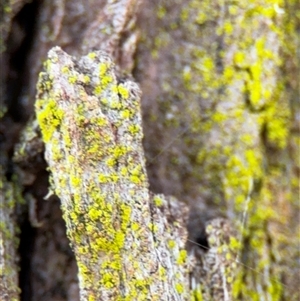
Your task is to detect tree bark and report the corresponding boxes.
[0,0,299,300]
[35,46,192,300]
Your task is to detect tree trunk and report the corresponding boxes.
[0,0,299,300]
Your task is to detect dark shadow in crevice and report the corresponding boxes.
[18,218,36,301]
[5,0,41,122]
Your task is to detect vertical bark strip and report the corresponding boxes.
[35,47,190,301]
[136,1,297,299]
[0,172,22,301]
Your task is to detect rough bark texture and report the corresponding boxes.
[0,172,22,301]
[0,0,299,300]
[35,47,190,300]
[135,1,299,300]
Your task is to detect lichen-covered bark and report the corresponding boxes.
[35,47,191,300]
[17,0,141,117]
[188,218,237,301]
[0,4,27,297]
[136,0,299,300]
[1,0,298,299]
[0,0,26,117]
[1,0,143,299]
[0,172,22,301]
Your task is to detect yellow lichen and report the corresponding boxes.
[117,85,129,99]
